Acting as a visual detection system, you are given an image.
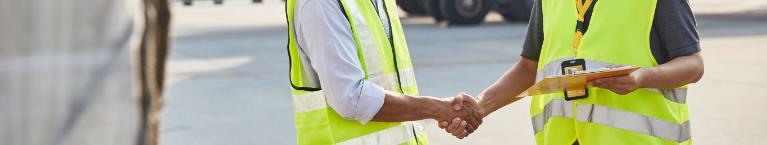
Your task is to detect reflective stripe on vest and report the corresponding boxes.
[532,99,691,143]
[340,0,418,93]
[369,67,418,92]
[397,67,418,88]
[531,99,574,133]
[575,104,691,143]
[534,0,691,144]
[337,122,426,145]
[292,67,418,113]
[531,57,690,143]
[292,90,326,113]
[344,0,387,86]
[536,58,688,104]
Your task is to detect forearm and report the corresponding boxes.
[638,53,704,89]
[479,58,538,116]
[371,91,447,122]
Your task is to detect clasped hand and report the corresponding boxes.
[434,92,483,139]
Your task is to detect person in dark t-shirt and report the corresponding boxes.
[441,0,705,144]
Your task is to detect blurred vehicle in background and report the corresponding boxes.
[182,0,264,6]
[397,0,533,25]
[179,0,530,25]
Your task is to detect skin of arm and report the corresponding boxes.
[438,58,538,137]
[591,53,704,94]
[443,53,704,134]
[371,91,480,139]
[371,91,462,122]
[477,58,539,116]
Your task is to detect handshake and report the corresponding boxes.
[433,92,484,139]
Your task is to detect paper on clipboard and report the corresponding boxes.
[519,66,640,97]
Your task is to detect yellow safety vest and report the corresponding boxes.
[532,0,691,145]
[286,0,429,144]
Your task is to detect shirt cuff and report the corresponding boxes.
[354,81,386,125]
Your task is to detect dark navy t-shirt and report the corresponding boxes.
[521,0,701,64]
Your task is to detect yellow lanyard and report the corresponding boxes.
[572,0,594,57]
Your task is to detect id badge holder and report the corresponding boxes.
[561,59,589,101]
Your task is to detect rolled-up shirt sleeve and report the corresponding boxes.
[294,0,385,125]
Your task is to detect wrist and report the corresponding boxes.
[477,93,497,117]
[414,96,447,120]
[633,67,653,88]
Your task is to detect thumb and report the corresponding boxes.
[452,93,465,111]
[460,92,476,104]
[439,121,449,129]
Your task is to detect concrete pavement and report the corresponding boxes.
[161,0,767,144]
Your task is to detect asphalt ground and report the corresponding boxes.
[161,0,767,144]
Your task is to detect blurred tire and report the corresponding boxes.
[397,0,428,15]
[214,0,223,5]
[183,0,193,6]
[253,0,262,3]
[439,0,492,25]
[425,0,444,21]
[496,0,533,21]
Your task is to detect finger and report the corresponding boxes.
[593,78,607,86]
[605,76,626,85]
[439,121,448,129]
[460,120,467,130]
[447,117,461,133]
[599,77,621,88]
[444,119,456,133]
[466,123,476,134]
[455,120,467,135]
[595,77,612,84]
[459,93,483,126]
[450,120,467,137]
[475,111,484,124]
[605,75,626,84]
[454,129,467,139]
[459,129,469,139]
[618,90,630,95]
[452,94,464,111]
[617,88,632,95]
[591,81,616,93]
[466,113,481,130]
[591,80,604,88]
[460,93,478,105]
[471,109,483,125]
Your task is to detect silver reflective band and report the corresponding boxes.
[576,104,691,143]
[531,99,574,133]
[340,0,392,94]
[336,122,425,145]
[292,91,327,113]
[652,88,688,104]
[369,73,399,91]
[369,67,418,91]
[533,100,692,142]
[397,67,418,87]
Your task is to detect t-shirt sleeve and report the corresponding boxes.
[653,0,701,61]
[520,0,544,61]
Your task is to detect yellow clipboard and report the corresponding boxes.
[520,66,640,97]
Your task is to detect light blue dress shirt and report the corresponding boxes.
[293,0,392,124]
